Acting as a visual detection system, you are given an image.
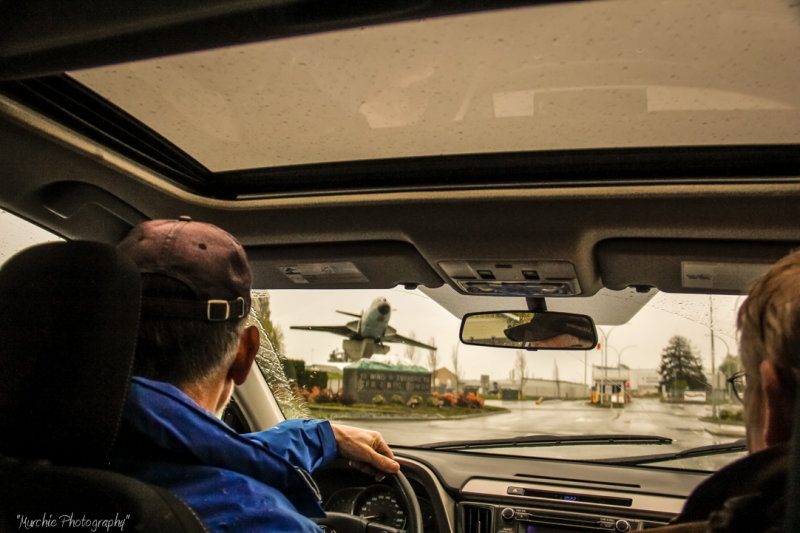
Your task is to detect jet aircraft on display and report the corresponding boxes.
[290,297,437,361]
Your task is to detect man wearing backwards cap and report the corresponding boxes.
[112,217,399,532]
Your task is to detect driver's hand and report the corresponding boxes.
[331,424,400,481]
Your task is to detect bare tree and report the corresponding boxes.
[553,360,561,398]
[427,337,438,389]
[514,350,529,400]
[451,344,462,394]
[404,329,419,364]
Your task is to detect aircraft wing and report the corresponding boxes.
[383,332,437,350]
[336,310,362,318]
[290,325,356,337]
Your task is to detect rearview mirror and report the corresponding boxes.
[460,311,598,350]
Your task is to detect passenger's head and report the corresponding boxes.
[118,217,254,391]
[737,248,800,451]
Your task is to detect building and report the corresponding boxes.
[627,368,661,396]
[433,367,459,393]
[592,364,630,404]
[477,378,590,400]
[305,364,344,392]
[521,378,589,399]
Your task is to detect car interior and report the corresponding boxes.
[1,1,800,532]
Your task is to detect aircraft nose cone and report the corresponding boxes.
[378,304,390,315]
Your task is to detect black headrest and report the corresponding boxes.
[0,241,141,466]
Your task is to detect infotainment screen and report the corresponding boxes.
[523,522,613,532]
[525,526,579,533]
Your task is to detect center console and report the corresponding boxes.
[459,503,670,533]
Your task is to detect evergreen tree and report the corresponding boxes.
[657,335,707,392]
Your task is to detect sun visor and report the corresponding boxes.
[248,241,443,290]
[597,239,799,295]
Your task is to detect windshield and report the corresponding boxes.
[254,286,747,471]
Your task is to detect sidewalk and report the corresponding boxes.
[703,421,746,438]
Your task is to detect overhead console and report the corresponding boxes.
[439,260,581,297]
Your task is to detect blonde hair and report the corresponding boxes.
[737,249,800,382]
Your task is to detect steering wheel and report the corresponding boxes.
[314,468,423,533]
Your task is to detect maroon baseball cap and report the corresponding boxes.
[118,216,251,321]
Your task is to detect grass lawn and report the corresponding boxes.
[308,402,509,420]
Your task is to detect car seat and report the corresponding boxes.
[0,240,207,532]
[787,373,800,532]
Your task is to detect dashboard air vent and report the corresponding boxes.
[461,504,492,533]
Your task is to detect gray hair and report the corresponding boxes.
[133,275,246,386]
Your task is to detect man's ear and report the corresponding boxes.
[760,359,795,447]
[229,325,260,386]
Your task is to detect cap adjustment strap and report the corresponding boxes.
[142,296,248,322]
[206,297,246,321]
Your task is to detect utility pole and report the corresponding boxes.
[598,329,607,405]
[709,296,718,419]
[583,350,587,387]
[598,327,617,406]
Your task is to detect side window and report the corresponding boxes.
[0,210,62,264]
[221,397,251,433]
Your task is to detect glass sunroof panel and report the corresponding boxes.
[70,0,800,172]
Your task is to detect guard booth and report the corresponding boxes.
[591,365,630,405]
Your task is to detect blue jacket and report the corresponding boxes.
[110,376,338,532]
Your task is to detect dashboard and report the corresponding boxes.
[314,461,438,531]
[313,448,711,533]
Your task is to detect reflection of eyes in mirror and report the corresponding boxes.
[520,333,586,349]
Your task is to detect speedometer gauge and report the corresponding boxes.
[354,484,406,530]
[324,487,361,514]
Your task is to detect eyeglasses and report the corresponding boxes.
[727,370,747,403]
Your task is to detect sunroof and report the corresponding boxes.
[70,0,800,173]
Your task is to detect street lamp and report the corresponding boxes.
[608,344,637,367]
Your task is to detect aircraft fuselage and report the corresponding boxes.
[358,297,391,340]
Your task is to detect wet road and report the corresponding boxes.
[360,398,745,467]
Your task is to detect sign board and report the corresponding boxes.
[343,367,431,403]
[684,390,707,403]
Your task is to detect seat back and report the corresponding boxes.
[0,241,207,532]
[0,241,140,465]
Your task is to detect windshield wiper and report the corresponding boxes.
[594,439,747,466]
[418,434,672,451]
